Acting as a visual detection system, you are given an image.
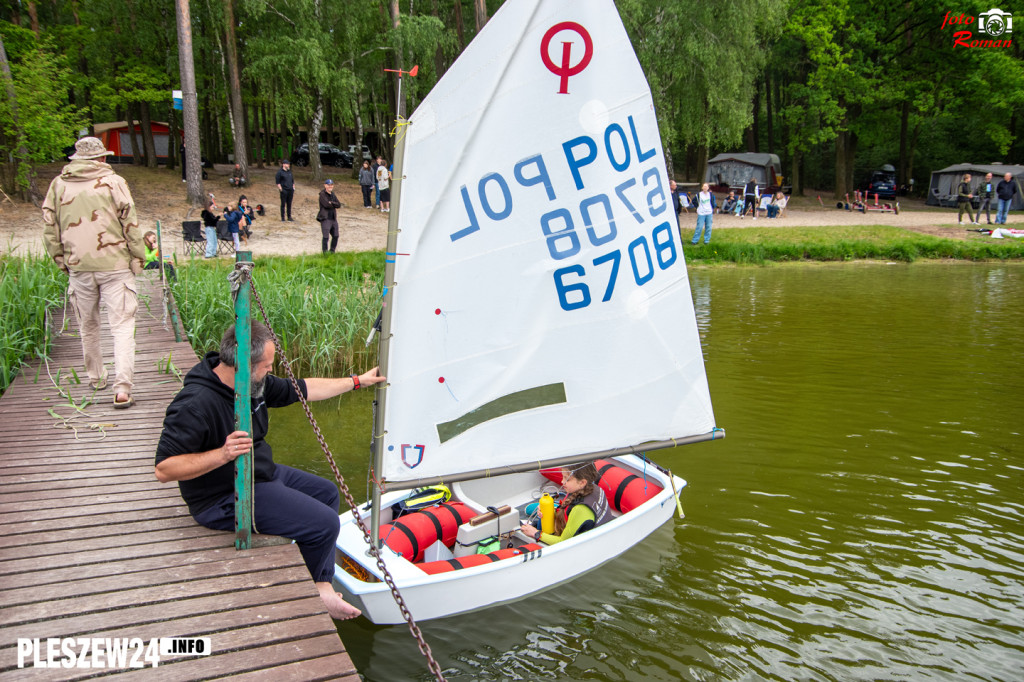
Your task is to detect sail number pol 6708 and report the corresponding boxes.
[546,169,676,311]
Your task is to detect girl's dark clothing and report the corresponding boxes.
[201,209,219,227]
[223,209,243,234]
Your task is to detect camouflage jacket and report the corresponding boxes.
[41,160,145,273]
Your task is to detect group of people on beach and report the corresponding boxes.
[199,192,257,257]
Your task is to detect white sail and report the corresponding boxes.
[380,0,715,484]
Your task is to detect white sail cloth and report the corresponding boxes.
[380,0,715,483]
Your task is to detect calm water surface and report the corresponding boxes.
[268,263,1024,681]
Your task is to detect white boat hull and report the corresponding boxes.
[333,455,685,624]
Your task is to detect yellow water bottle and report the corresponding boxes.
[539,494,555,535]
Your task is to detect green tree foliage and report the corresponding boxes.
[618,0,786,176]
[0,23,84,199]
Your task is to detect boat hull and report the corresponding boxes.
[333,455,685,624]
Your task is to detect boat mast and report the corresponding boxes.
[369,126,409,550]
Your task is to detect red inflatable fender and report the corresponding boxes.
[381,502,474,563]
[419,543,543,575]
[593,459,662,513]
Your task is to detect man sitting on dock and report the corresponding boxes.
[154,322,385,620]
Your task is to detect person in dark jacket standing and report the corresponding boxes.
[741,176,759,219]
[317,178,342,252]
[957,173,977,225]
[275,159,294,222]
[995,172,1018,225]
[155,322,385,621]
[976,172,995,225]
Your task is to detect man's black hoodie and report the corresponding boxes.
[156,352,307,515]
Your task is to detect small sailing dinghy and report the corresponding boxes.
[334,0,722,624]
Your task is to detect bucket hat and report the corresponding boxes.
[68,137,114,160]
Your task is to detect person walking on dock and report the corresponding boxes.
[42,136,144,409]
[154,322,385,621]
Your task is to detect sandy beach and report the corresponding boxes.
[1,162,992,259]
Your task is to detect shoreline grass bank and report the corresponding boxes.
[0,254,68,395]
[683,225,1024,264]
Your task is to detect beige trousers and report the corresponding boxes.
[67,270,138,396]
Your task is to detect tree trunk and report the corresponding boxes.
[696,144,708,186]
[175,0,204,205]
[139,101,158,168]
[276,100,287,165]
[252,99,263,168]
[765,72,774,154]
[473,0,488,32]
[224,0,248,177]
[834,128,848,199]
[125,103,143,166]
[309,92,324,184]
[453,0,465,50]
[750,87,760,153]
[791,148,801,196]
[262,102,272,165]
[167,106,178,171]
[898,99,909,190]
[325,98,334,146]
[27,2,40,37]
[432,0,446,79]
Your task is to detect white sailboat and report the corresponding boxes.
[334,0,721,624]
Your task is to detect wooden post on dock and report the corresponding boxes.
[234,251,253,550]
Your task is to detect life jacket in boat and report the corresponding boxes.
[562,487,612,536]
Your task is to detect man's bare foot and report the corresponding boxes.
[316,582,361,620]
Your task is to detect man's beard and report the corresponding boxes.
[251,376,267,399]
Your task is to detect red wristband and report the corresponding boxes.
[351,374,360,390]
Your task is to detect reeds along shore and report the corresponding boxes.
[0,254,67,394]
[170,253,384,378]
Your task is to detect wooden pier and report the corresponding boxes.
[0,275,357,679]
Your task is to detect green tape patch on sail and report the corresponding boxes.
[436,383,567,443]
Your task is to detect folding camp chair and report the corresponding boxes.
[181,220,204,257]
[216,219,235,254]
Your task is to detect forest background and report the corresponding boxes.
[0,0,1021,205]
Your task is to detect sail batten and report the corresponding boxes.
[380,0,716,484]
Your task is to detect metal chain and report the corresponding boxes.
[246,276,446,682]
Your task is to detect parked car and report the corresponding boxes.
[348,144,372,160]
[291,143,353,168]
[866,170,897,199]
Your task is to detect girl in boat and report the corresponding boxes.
[520,463,612,544]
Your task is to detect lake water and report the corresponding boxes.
[268,263,1024,681]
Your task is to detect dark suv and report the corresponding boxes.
[866,171,897,199]
[291,143,353,168]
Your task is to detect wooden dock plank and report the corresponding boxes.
[0,276,354,678]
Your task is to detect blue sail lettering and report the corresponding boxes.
[513,154,556,201]
[562,135,598,190]
[628,115,656,163]
[604,123,631,172]
[478,172,513,220]
[450,185,481,241]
